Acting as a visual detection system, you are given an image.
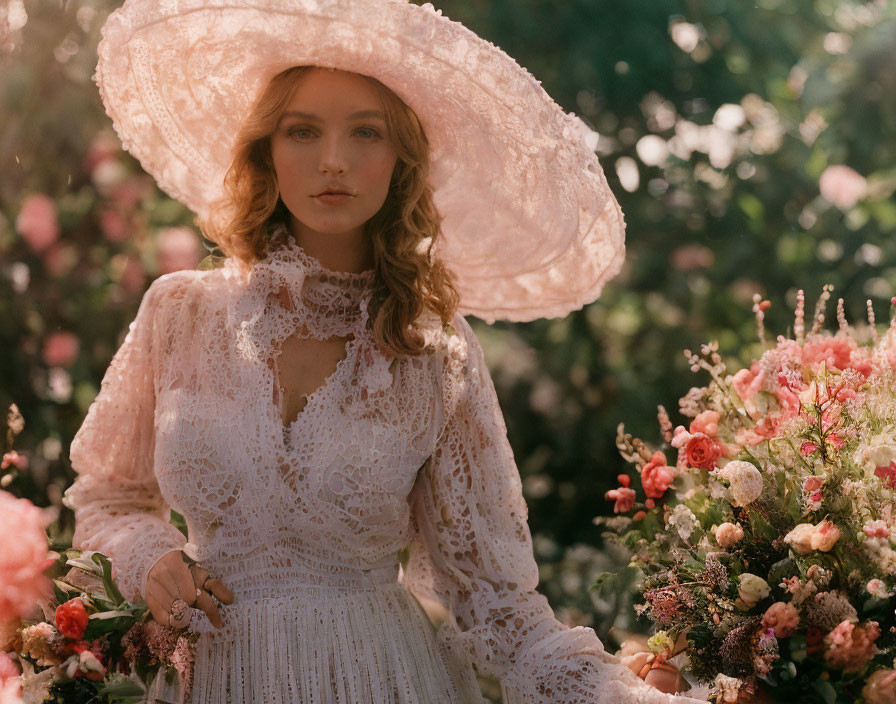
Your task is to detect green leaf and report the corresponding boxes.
[95,673,146,702]
[811,678,837,704]
[589,565,643,599]
[91,553,125,607]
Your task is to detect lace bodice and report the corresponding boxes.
[63,224,701,703]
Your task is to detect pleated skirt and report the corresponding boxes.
[140,582,485,704]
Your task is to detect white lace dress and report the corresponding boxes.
[63,224,703,704]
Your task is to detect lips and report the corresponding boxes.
[315,188,353,196]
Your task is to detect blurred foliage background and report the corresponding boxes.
[1,0,895,697]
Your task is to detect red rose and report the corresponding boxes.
[684,435,722,470]
[55,597,89,640]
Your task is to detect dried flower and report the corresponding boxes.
[19,623,63,667]
[804,591,858,631]
[823,619,880,673]
[719,461,763,507]
[714,522,744,549]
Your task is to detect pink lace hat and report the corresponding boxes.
[94,0,625,323]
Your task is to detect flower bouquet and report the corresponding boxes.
[6,548,198,704]
[594,288,896,704]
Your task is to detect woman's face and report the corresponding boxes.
[270,68,398,244]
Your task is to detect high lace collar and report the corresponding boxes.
[229,223,377,361]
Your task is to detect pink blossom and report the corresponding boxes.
[15,194,59,253]
[812,520,841,552]
[867,579,890,599]
[0,677,22,704]
[876,463,896,489]
[99,208,129,243]
[605,486,636,514]
[731,363,763,415]
[157,227,202,274]
[864,520,890,539]
[82,131,121,175]
[670,245,714,272]
[762,601,800,638]
[801,441,818,456]
[42,332,80,367]
[824,620,880,673]
[802,336,855,371]
[715,522,744,548]
[683,435,722,471]
[42,243,76,278]
[0,452,27,471]
[0,492,55,628]
[689,410,720,437]
[640,452,676,498]
[820,164,867,210]
[803,476,824,494]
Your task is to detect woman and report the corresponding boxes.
[64,1,704,702]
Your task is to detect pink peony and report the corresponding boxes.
[41,332,80,367]
[819,164,867,210]
[863,668,896,704]
[157,226,202,274]
[824,619,880,673]
[640,452,676,498]
[811,520,841,552]
[0,492,55,628]
[762,601,800,638]
[689,410,720,437]
[15,194,60,253]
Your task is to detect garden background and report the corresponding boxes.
[1,0,895,699]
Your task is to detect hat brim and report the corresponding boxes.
[95,0,625,323]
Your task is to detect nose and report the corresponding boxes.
[318,134,348,176]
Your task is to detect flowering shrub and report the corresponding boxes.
[594,289,896,703]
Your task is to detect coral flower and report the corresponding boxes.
[761,602,800,638]
[811,520,841,552]
[640,452,676,498]
[823,620,880,673]
[683,436,722,471]
[55,597,90,640]
[605,486,636,514]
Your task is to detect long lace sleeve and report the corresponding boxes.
[402,315,703,704]
[62,275,189,605]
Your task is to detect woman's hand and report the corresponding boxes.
[144,549,235,629]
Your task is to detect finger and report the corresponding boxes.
[189,564,210,590]
[195,590,224,629]
[203,577,235,604]
[162,560,198,607]
[146,574,177,609]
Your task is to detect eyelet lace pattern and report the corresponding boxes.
[63,225,700,703]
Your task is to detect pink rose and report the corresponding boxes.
[157,226,202,274]
[640,452,676,498]
[824,620,880,673]
[689,410,720,437]
[0,491,55,627]
[684,435,722,471]
[784,523,816,555]
[42,332,80,367]
[762,601,800,638]
[15,194,60,253]
[811,520,841,552]
[55,598,89,640]
[820,164,867,210]
[803,476,824,494]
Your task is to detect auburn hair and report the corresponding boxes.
[197,66,459,357]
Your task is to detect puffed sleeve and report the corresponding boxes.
[62,275,189,605]
[402,314,704,704]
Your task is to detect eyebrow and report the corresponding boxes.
[279,109,387,122]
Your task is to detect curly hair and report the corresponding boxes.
[196,66,459,357]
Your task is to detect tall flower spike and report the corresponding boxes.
[810,284,834,335]
[836,298,848,332]
[867,299,879,344]
[794,289,805,343]
[752,293,766,345]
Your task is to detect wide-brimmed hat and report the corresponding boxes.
[94,0,625,323]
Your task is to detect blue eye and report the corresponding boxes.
[288,127,314,139]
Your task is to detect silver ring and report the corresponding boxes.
[167,597,191,628]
